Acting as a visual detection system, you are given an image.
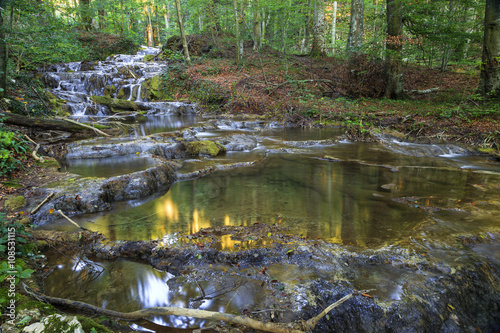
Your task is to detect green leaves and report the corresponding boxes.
[0,262,35,285]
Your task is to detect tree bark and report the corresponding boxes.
[477,0,500,99]
[79,0,93,31]
[174,0,191,64]
[252,0,261,50]
[234,0,241,64]
[346,0,364,56]
[385,0,405,99]
[331,1,337,55]
[0,0,8,98]
[310,0,327,57]
[0,112,105,134]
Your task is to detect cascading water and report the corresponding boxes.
[40,46,194,118]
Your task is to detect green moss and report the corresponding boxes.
[34,158,60,168]
[2,180,21,188]
[77,316,114,333]
[184,140,226,157]
[103,85,116,98]
[90,95,148,112]
[4,195,26,211]
[143,54,155,62]
[146,75,162,100]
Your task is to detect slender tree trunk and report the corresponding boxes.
[234,0,241,64]
[174,0,191,63]
[346,0,364,56]
[252,0,261,50]
[477,0,500,99]
[310,0,327,56]
[0,0,7,98]
[145,1,154,46]
[385,0,405,99]
[331,1,337,55]
[164,3,170,35]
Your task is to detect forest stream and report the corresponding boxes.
[23,48,500,332]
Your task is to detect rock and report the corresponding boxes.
[31,162,177,225]
[183,140,226,157]
[23,315,83,333]
[220,134,258,151]
[90,95,151,112]
[4,195,26,211]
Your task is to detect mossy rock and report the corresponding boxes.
[90,95,150,112]
[144,75,163,100]
[4,195,26,211]
[184,140,226,157]
[115,87,128,100]
[77,316,114,333]
[103,85,117,98]
[143,54,155,62]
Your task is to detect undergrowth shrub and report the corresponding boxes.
[342,54,386,98]
[0,126,29,177]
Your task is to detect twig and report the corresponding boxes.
[24,135,44,162]
[30,192,54,215]
[30,86,50,112]
[125,65,138,79]
[57,210,88,231]
[258,54,270,87]
[302,289,373,331]
[59,118,111,137]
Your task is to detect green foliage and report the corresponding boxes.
[0,215,38,286]
[0,127,29,177]
[0,262,34,285]
[0,216,35,259]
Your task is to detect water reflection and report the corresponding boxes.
[45,141,500,247]
[61,154,158,178]
[44,257,260,329]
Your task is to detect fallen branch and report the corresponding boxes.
[405,87,439,95]
[57,210,89,231]
[24,135,44,162]
[59,118,111,137]
[30,192,54,215]
[23,284,371,333]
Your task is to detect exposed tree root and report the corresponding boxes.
[23,284,371,333]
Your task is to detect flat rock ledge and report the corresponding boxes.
[30,162,177,225]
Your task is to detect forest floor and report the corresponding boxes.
[165,43,500,156]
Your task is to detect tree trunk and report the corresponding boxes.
[346,0,364,56]
[145,1,154,47]
[385,0,405,99]
[0,112,104,134]
[252,0,261,50]
[234,0,241,64]
[310,0,327,57]
[477,0,500,99]
[331,1,337,55]
[0,0,8,99]
[79,0,93,31]
[174,0,191,64]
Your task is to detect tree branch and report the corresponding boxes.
[23,285,372,333]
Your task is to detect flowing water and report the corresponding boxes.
[39,48,500,331]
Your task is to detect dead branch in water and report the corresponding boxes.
[23,284,372,333]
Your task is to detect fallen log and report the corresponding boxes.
[0,111,103,134]
[23,284,371,333]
